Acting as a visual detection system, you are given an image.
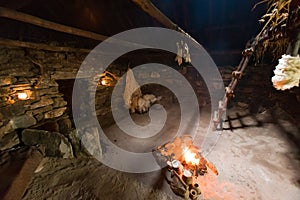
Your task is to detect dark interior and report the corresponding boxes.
[0,1,299,199]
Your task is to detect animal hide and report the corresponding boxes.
[123,68,160,113]
[123,68,142,109]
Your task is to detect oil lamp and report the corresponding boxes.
[17,92,29,100]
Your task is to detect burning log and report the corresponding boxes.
[206,161,219,176]
[156,135,218,200]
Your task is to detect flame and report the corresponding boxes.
[101,79,107,85]
[182,146,200,166]
[17,92,28,100]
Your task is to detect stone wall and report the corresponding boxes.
[3,44,297,157]
[0,46,189,157]
[0,46,88,156]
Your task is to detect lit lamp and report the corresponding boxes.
[17,92,28,100]
[100,78,108,86]
[99,71,119,86]
[17,90,31,100]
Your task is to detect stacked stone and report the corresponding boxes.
[0,46,73,155]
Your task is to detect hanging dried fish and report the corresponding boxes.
[175,42,183,65]
[183,42,191,63]
[175,41,191,65]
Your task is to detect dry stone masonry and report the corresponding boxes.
[0,45,86,155]
[1,44,298,158]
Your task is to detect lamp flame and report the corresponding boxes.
[101,79,107,85]
[17,92,28,100]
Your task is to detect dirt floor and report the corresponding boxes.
[17,105,300,200]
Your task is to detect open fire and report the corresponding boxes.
[155,135,218,200]
[182,147,200,166]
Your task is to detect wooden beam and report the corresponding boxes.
[0,7,146,49]
[0,6,107,41]
[0,37,92,53]
[130,0,199,45]
[131,0,177,30]
[0,37,175,62]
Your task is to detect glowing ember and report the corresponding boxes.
[17,92,28,100]
[182,146,200,166]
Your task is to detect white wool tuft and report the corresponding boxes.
[271,54,300,90]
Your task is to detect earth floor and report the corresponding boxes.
[15,105,300,199]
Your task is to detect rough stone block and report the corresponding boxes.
[30,96,54,109]
[1,67,35,77]
[58,118,72,134]
[34,113,44,122]
[11,115,36,129]
[0,106,14,119]
[66,130,89,157]
[26,105,52,116]
[0,131,19,151]
[44,107,67,119]
[0,56,10,64]
[0,76,16,86]
[52,97,67,108]
[21,129,73,158]
[51,71,77,80]
[38,87,59,96]
[79,126,102,160]
[7,49,25,57]
[37,79,58,89]
[0,121,13,135]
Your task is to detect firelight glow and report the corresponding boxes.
[17,92,28,100]
[101,79,107,85]
[182,146,200,166]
